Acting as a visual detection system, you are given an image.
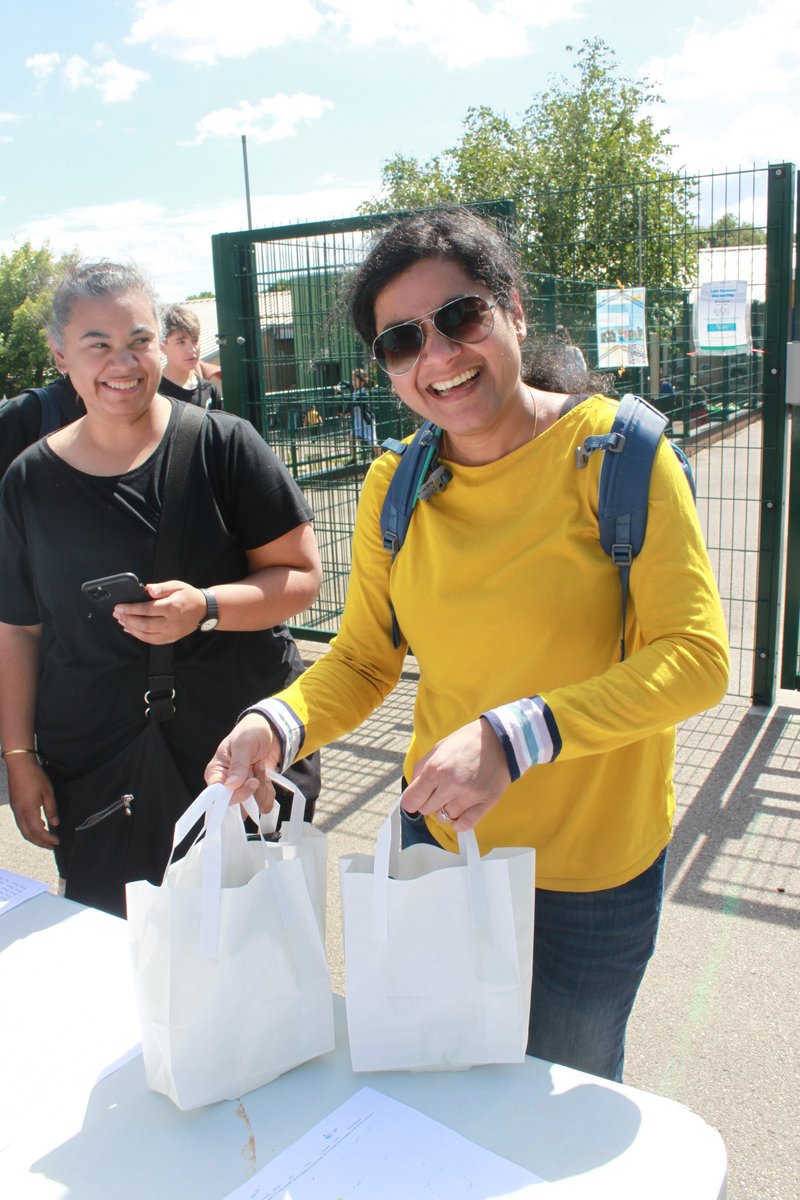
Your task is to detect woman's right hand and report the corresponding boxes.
[6,755,60,848]
[205,712,280,811]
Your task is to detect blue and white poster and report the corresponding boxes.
[694,280,751,356]
[595,288,648,368]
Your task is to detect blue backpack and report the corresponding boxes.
[379,394,695,658]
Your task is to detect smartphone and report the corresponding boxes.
[81,573,149,610]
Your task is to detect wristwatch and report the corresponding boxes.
[198,588,219,632]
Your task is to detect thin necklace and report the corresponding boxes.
[527,386,539,440]
[440,386,539,462]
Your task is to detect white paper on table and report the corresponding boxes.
[224,1086,549,1199]
[0,906,142,1152]
[0,868,49,915]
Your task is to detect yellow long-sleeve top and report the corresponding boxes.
[258,395,729,891]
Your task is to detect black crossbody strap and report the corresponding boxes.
[146,403,206,721]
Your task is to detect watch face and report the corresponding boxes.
[200,616,219,632]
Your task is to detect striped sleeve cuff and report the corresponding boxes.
[481,696,562,782]
[239,698,306,774]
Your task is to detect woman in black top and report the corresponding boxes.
[0,261,321,914]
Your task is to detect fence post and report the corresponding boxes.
[753,163,795,705]
[211,233,245,418]
[780,169,800,689]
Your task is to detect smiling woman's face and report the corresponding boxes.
[50,290,162,421]
[373,257,529,453]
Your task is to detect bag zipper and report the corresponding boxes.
[75,793,134,831]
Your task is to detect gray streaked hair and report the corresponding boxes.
[47,260,161,349]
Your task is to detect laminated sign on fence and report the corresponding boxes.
[694,280,751,356]
[595,287,648,368]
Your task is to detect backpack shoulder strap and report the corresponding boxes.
[30,387,63,438]
[380,421,447,559]
[147,402,206,720]
[576,394,668,661]
[596,394,667,562]
[379,420,450,649]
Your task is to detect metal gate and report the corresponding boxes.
[212,168,797,705]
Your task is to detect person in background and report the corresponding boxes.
[199,358,223,389]
[0,374,84,480]
[206,208,729,1083]
[555,324,588,380]
[0,261,321,916]
[350,366,377,452]
[159,303,222,410]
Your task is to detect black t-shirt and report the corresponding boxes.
[0,377,84,479]
[158,374,222,410]
[0,401,313,792]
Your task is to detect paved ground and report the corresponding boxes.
[2,641,798,1199]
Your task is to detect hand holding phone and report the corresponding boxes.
[81,573,149,611]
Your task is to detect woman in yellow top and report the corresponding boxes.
[207,209,729,1081]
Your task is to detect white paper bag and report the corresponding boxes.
[340,807,535,1073]
[126,781,334,1110]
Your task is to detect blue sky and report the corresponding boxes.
[1,0,796,300]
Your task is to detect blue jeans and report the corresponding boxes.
[400,809,666,1082]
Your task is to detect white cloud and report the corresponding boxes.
[1,182,377,300]
[62,54,148,103]
[63,55,92,90]
[669,101,800,174]
[0,113,17,123]
[128,0,585,69]
[645,0,800,169]
[647,1,799,105]
[127,0,323,65]
[25,52,60,80]
[0,137,13,145]
[190,93,334,146]
[327,0,585,69]
[93,60,150,103]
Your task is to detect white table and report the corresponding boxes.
[0,892,727,1199]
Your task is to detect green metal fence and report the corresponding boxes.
[212,167,796,704]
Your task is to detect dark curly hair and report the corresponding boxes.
[347,207,603,395]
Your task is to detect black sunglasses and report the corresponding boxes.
[372,294,497,376]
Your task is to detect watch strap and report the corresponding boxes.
[200,588,219,625]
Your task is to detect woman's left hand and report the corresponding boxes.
[401,717,512,832]
[113,581,205,645]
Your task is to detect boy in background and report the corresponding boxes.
[159,304,222,409]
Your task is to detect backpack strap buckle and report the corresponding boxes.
[417,464,452,502]
[575,431,626,468]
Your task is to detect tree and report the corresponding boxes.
[360,40,696,293]
[699,212,767,248]
[0,242,77,395]
[185,290,215,300]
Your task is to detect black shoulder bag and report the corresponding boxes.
[55,404,207,918]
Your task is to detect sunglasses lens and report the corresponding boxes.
[434,296,494,343]
[373,296,495,375]
[373,323,423,374]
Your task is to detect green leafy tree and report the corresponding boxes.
[699,212,767,248]
[360,40,696,293]
[185,290,215,300]
[0,242,77,395]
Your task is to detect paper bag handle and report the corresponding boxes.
[165,784,261,958]
[372,802,488,943]
[165,774,309,958]
[265,769,308,846]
